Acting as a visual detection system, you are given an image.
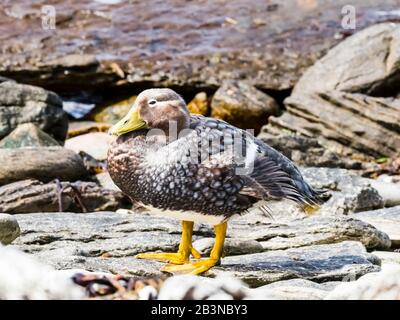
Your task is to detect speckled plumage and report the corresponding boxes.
[108,114,322,223]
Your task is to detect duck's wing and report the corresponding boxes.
[189,115,324,207]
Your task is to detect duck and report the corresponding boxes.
[107,88,322,275]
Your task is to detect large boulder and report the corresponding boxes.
[265,23,400,158]
[0,147,88,185]
[0,81,68,143]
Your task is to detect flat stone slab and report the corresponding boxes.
[229,215,391,251]
[209,241,380,287]
[13,212,383,287]
[354,206,400,247]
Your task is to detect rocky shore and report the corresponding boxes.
[0,1,400,300]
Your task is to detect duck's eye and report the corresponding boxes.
[148,99,157,107]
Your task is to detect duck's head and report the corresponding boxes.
[109,88,190,136]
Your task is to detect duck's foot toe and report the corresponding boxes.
[135,252,189,264]
[162,258,219,275]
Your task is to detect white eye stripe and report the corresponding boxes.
[148,99,157,107]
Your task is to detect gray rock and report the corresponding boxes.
[292,23,400,97]
[230,215,391,251]
[211,80,279,133]
[0,180,126,213]
[301,167,384,215]
[209,241,381,287]
[0,123,59,148]
[0,147,88,185]
[325,264,400,300]
[0,245,84,299]
[354,206,400,247]
[0,214,20,244]
[13,211,212,240]
[257,132,361,169]
[267,23,400,157]
[253,279,341,300]
[193,238,264,256]
[13,211,185,276]
[12,212,383,287]
[0,81,68,143]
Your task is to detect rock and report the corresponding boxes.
[282,91,400,158]
[300,167,384,215]
[257,131,361,169]
[368,179,400,207]
[67,121,111,138]
[0,1,396,91]
[211,81,279,133]
[325,264,400,300]
[0,245,84,299]
[0,179,126,213]
[354,206,400,247]
[267,23,400,157]
[193,238,263,256]
[0,214,20,244]
[91,96,136,124]
[0,80,68,143]
[253,279,340,300]
[65,132,115,161]
[158,275,249,300]
[0,123,59,148]
[292,23,400,97]
[95,172,121,192]
[209,241,381,287]
[187,92,209,115]
[12,211,383,287]
[0,147,88,185]
[372,251,400,266]
[229,215,391,251]
[13,211,188,275]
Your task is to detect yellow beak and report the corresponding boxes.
[108,106,148,136]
